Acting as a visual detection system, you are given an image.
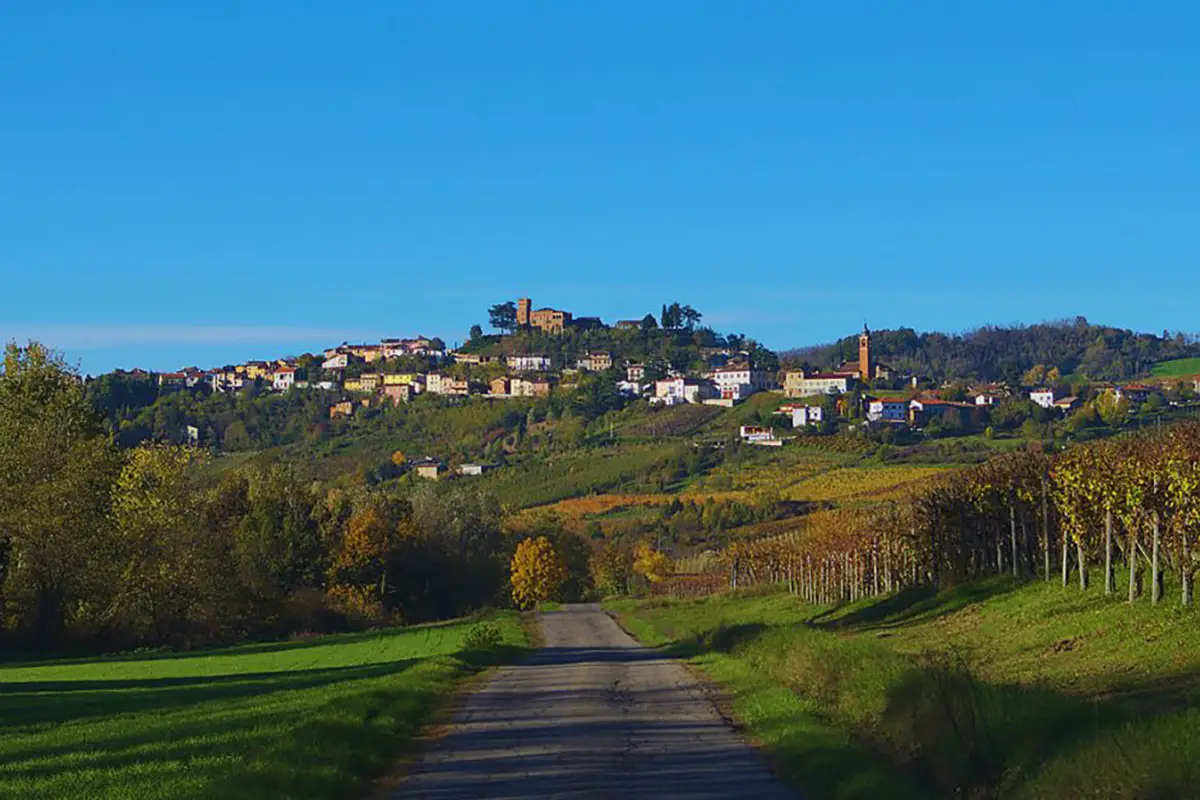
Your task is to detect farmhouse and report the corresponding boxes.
[783,370,857,398]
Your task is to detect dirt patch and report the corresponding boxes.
[1043,636,1083,655]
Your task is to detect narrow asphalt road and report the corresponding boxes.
[391,603,795,800]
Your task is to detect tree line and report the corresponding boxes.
[0,344,521,653]
[725,423,1200,609]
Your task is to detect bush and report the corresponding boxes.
[463,621,503,650]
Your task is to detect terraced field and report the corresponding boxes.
[781,465,950,503]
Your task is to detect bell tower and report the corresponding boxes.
[858,324,873,380]
[516,297,531,328]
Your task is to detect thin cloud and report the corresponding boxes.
[1,324,383,350]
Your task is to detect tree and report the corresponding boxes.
[469,324,484,341]
[632,541,673,583]
[1095,390,1131,426]
[510,536,566,608]
[640,314,658,332]
[0,342,122,646]
[489,302,518,333]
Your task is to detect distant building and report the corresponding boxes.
[909,398,978,427]
[511,377,553,398]
[652,377,716,406]
[1029,389,1056,409]
[459,463,499,477]
[517,296,573,334]
[1053,396,1081,414]
[867,397,909,423]
[626,363,646,382]
[425,374,469,396]
[412,459,446,480]
[1115,385,1152,405]
[739,425,776,442]
[507,354,553,372]
[576,352,613,371]
[382,383,413,404]
[709,366,777,402]
[489,376,511,396]
[322,353,349,370]
[783,370,857,398]
[271,366,297,392]
[615,320,642,330]
[329,401,355,419]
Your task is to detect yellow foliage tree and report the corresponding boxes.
[510,536,567,609]
[633,541,674,583]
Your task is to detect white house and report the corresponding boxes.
[459,463,499,477]
[1029,388,1056,409]
[709,367,778,402]
[507,354,553,372]
[271,367,297,392]
[626,363,646,382]
[739,425,777,442]
[975,393,1000,406]
[867,398,909,423]
[651,378,715,406]
[616,380,643,398]
[322,353,349,370]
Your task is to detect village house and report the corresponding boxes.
[1053,396,1081,414]
[576,352,613,371]
[458,463,499,477]
[158,371,187,389]
[1029,388,1056,409]
[383,336,437,358]
[506,354,553,372]
[615,320,642,330]
[708,366,778,402]
[510,377,553,398]
[270,366,297,392]
[489,376,510,397]
[739,425,777,442]
[411,458,446,480]
[358,373,383,392]
[626,363,646,382]
[909,398,979,427]
[382,383,413,404]
[329,401,354,419]
[867,397,910,423]
[975,393,1000,406]
[616,380,642,398]
[783,370,858,398]
[425,374,470,396]
[1116,384,1152,405]
[322,353,349,370]
[777,403,824,428]
[343,379,364,392]
[652,377,716,406]
[236,361,272,381]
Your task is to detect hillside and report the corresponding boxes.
[786,318,1200,383]
[610,579,1200,798]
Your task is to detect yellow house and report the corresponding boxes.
[343,379,364,392]
[359,373,384,391]
[384,373,418,386]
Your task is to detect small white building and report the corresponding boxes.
[867,398,909,423]
[616,380,643,398]
[626,364,646,382]
[459,463,499,477]
[507,354,553,372]
[709,367,778,402]
[975,393,1000,406]
[271,367,297,392]
[651,378,716,406]
[322,353,349,370]
[1029,388,1056,409]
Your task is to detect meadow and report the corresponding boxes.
[1150,357,1200,377]
[610,579,1200,798]
[0,614,527,800]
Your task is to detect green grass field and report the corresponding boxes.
[610,578,1200,798]
[1151,357,1200,377]
[0,614,527,800]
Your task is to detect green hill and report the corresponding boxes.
[611,578,1200,798]
[1151,357,1200,377]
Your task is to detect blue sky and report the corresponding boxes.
[2,2,1198,374]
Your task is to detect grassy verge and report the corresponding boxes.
[0,613,528,799]
[609,578,1200,798]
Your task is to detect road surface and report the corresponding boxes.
[392,603,794,800]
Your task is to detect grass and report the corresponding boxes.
[0,614,528,800]
[1150,357,1200,377]
[609,577,1200,798]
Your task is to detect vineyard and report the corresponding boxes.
[724,422,1200,611]
[781,465,949,504]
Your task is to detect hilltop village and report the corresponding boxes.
[101,296,1199,465]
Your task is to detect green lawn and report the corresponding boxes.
[609,577,1200,798]
[1151,357,1200,377]
[0,614,528,799]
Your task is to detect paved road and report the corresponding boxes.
[392,604,794,800]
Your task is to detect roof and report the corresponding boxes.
[794,372,854,380]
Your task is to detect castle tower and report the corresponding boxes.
[516,297,531,328]
[858,324,873,380]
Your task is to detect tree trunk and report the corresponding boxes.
[1104,508,1114,595]
[1010,503,1019,578]
[1042,477,1051,582]
[1128,532,1138,603]
[1062,536,1069,588]
[1152,515,1162,605]
[1183,533,1192,607]
[1077,539,1088,590]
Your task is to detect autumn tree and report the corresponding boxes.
[510,536,566,609]
[633,541,674,584]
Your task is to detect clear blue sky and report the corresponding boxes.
[3,2,1198,374]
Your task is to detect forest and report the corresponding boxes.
[786,317,1199,382]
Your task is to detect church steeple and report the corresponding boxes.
[858,324,873,380]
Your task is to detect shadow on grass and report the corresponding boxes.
[809,575,1023,632]
[643,598,1196,798]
